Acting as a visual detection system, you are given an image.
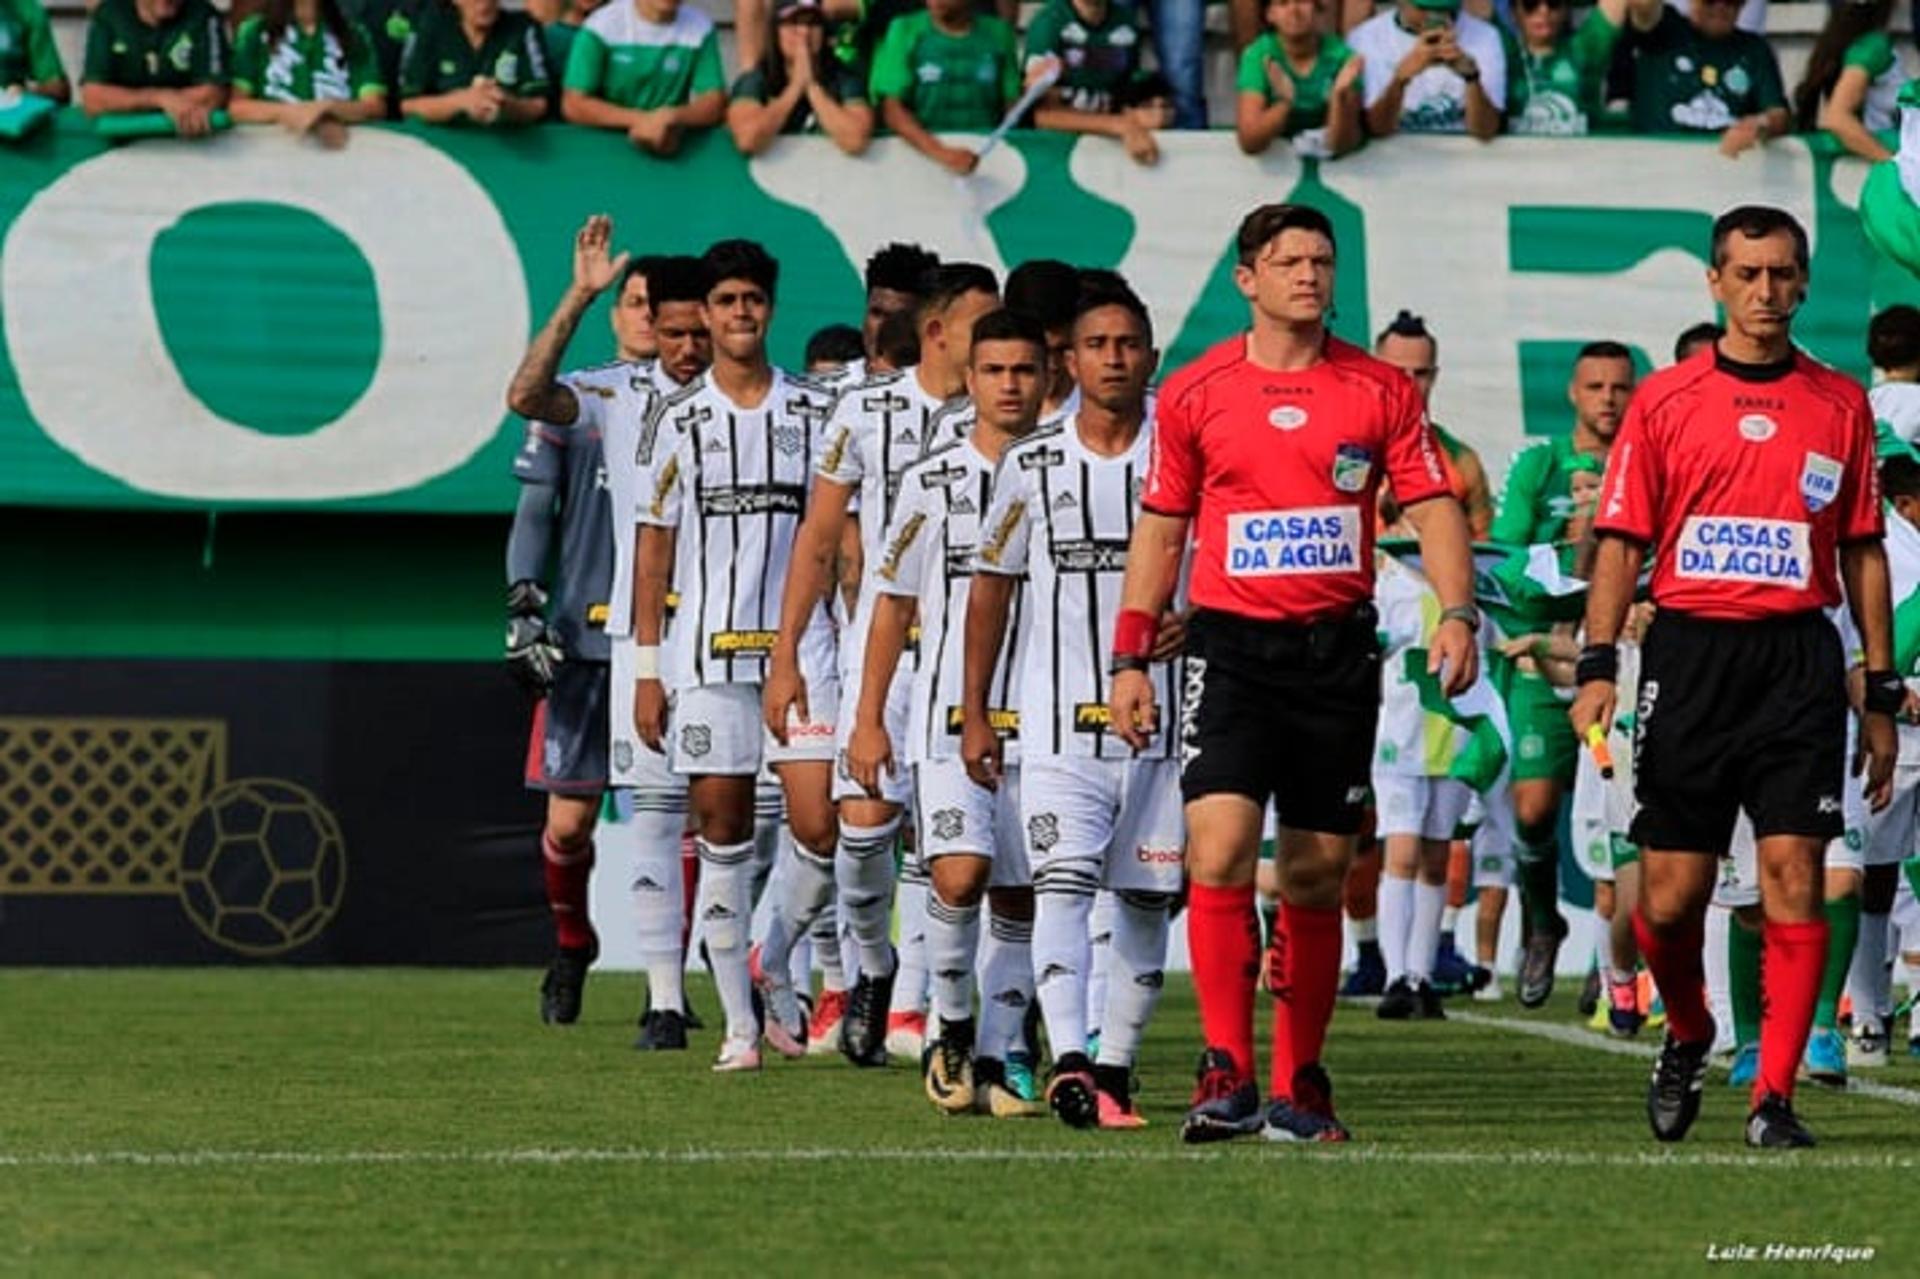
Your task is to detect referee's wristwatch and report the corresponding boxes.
[1438,604,1480,635]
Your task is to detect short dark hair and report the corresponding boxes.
[1375,309,1435,355]
[918,262,999,321]
[1004,259,1081,335]
[1883,453,1920,499]
[1710,205,1810,271]
[874,310,921,369]
[1672,321,1722,363]
[805,323,865,369]
[1869,305,1920,372]
[702,238,779,302]
[865,243,940,296]
[968,307,1048,361]
[625,255,663,292]
[1072,269,1153,344]
[1235,203,1336,268]
[1576,340,1635,365]
[643,255,714,308]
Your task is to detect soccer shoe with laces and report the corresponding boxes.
[1180,1047,1264,1144]
[634,1008,688,1051]
[1745,1093,1816,1149]
[1849,1018,1890,1069]
[1430,936,1477,996]
[807,988,848,1056]
[1005,1051,1041,1102]
[747,945,807,1059]
[1517,919,1568,1009]
[539,942,597,1026]
[1092,1064,1146,1130]
[840,955,897,1069]
[1803,1027,1848,1087]
[923,1018,976,1114]
[972,1058,1043,1118]
[712,1037,762,1073]
[1263,1062,1351,1143]
[1376,977,1419,1021]
[1045,1052,1100,1129]
[886,1009,928,1062]
[1415,978,1446,1020]
[1647,1022,1715,1142]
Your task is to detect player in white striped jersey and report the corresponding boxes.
[598,255,715,1050]
[758,263,1003,1067]
[967,277,1183,1129]
[632,239,840,1073]
[848,308,1049,1118]
[504,216,669,1030]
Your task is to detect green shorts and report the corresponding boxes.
[1506,670,1578,785]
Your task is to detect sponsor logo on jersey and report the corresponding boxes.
[946,705,1020,736]
[1268,405,1308,431]
[1074,702,1114,732]
[1135,845,1181,865]
[585,602,610,627]
[1738,413,1778,443]
[1052,491,1079,512]
[695,484,806,517]
[943,546,976,577]
[949,493,976,515]
[1800,452,1842,513]
[1331,442,1373,493]
[1223,505,1361,576]
[879,512,926,581]
[1050,539,1129,573]
[710,630,778,657]
[978,503,1025,566]
[1018,446,1066,471]
[863,392,910,413]
[1674,516,1811,588]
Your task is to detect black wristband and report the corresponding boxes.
[1575,643,1619,687]
[1109,655,1151,676]
[1864,670,1907,716]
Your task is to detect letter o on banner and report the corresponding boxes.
[2,129,529,501]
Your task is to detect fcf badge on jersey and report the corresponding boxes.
[1331,443,1373,494]
[1800,452,1843,512]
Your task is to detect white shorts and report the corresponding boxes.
[914,758,1030,887]
[1020,755,1185,895]
[1866,759,1920,869]
[1716,800,1869,909]
[1469,816,1513,889]
[609,639,689,797]
[1571,747,1615,885]
[1892,866,1920,951]
[669,683,767,777]
[833,608,914,805]
[769,609,842,766]
[1372,772,1473,842]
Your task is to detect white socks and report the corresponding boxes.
[1095,891,1171,1069]
[694,836,757,1042]
[1408,881,1445,984]
[925,891,981,1026]
[1086,889,1117,1042]
[890,868,931,1017]
[630,800,687,1014]
[1378,874,1414,984]
[1849,911,1894,1025]
[760,842,836,984]
[1032,855,1098,1060]
[836,820,901,977]
[976,909,1033,1061]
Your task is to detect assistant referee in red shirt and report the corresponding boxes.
[1572,205,1897,1151]
[1108,204,1478,1144]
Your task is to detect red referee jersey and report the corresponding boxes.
[1143,334,1451,622]
[1594,347,1881,621]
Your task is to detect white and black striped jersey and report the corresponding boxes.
[638,368,837,687]
[871,436,1030,765]
[975,417,1181,760]
[816,366,967,575]
[603,359,688,640]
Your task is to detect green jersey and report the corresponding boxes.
[728,61,867,134]
[0,0,61,88]
[399,8,549,99]
[1503,7,1619,137]
[1626,8,1784,135]
[82,0,228,90]
[233,16,383,102]
[1022,0,1145,115]
[869,11,1019,131]
[564,3,726,111]
[1234,31,1351,135]
[1490,433,1603,547]
[1843,30,1907,133]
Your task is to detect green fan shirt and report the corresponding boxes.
[1503,6,1620,136]
[233,17,384,102]
[1490,434,1603,546]
[869,11,1019,131]
[563,3,726,110]
[1022,0,1145,115]
[399,8,549,99]
[0,0,62,88]
[1626,8,1784,135]
[1234,31,1352,134]
[728,60,868,133]
[82,0,229,90]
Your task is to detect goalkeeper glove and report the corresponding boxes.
[506,579,563,696]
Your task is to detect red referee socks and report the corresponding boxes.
[1757,918,1829,1107]
[542,832,597,952]
[1187,881,1260,1083]
[1271,901,1342,1099]
[1631,908,1711,1045]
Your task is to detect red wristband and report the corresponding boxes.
[1113,607,1157,663]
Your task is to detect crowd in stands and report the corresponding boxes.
[0,0,1906,165]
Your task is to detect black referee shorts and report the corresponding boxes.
[1178,606,1381,835]
[1630,609,1847,857]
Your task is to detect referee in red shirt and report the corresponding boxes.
[1572,206,1897,1150]
[1108,204,1478,1144]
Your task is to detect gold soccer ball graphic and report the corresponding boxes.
[176,778,347,956]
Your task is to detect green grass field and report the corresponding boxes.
[3,969,1916,1276]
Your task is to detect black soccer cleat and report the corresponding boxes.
[1265,1063,1351,1143]
[539,942,596,1025]
[1517,919,1568,1009]
[1647,1023,1715,1143]
[841,956,897,1068]
[1745,1092,1816,1149]
[1415,978,1447,1021]
[1045,1052,1100,1130]
[634,1008,689,1052]
[1377,977,1419,1021]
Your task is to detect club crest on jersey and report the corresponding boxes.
[1738,413,1778,443]
[772,424,805,456]
[680,725,712,758]
[1027,813,1060,851]
[931,808,965,840]
[1331,443,1373,493]
[1800,452,1842,512]
[1268,405,1309,431]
